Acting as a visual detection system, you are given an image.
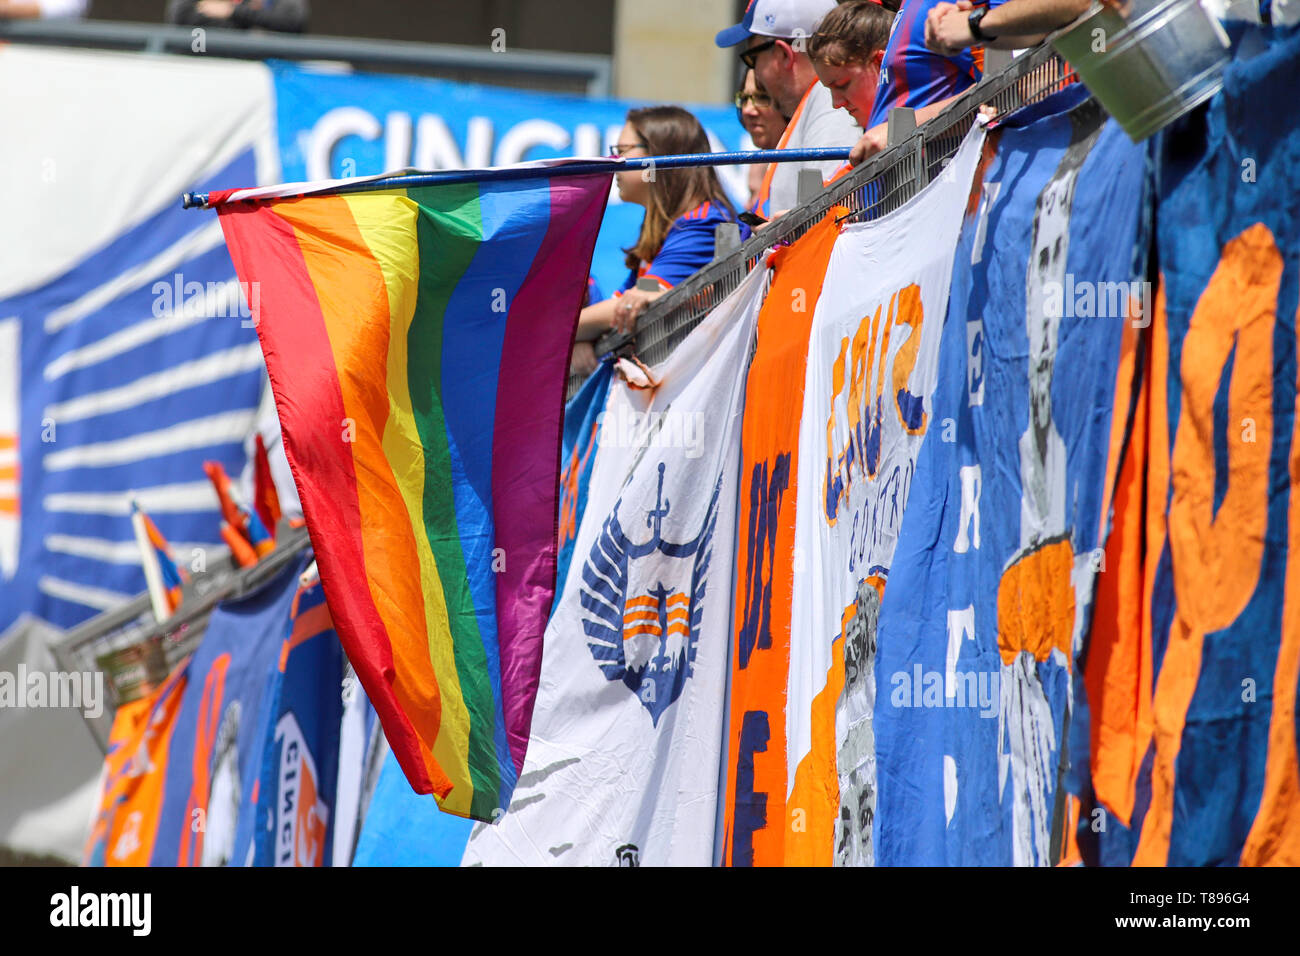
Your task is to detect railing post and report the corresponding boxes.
[713,222,741,261]
[796,167,824,206]
[887,106,917,146]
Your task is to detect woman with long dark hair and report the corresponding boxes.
[572,105,741,375]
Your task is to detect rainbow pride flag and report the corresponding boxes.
[211,167,613,821]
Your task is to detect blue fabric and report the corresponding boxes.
[556,358,615,604]
[868,0,1007,129]
[351,748,475,866]
[1076,22,1300,867]
[149,553,310,866]
[620,201,748,292]
[873,97,1146,865]
[240,580,344,867]
[0,147,264,633]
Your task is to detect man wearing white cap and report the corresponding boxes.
[717,0,865,216]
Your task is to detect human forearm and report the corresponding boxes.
[926,0,1092,55]
[576,298,618,341]
[981,0,1093,38]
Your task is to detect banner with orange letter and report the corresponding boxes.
[1077,26,1300,867]
[784,123,987,865]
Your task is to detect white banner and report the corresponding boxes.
[463,264,767,867]
[785,125,987,865]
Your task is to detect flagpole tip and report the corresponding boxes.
[181,192,209,209]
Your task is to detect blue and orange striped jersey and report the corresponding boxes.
[620,200,748,292]
[867,0,1005,130]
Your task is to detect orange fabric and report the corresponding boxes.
[1056,794,1083,866]
[87,663,189,866]
[179,653,229,866]
[997,538,1076,666]
[722,209,843,866]
[1240,290,1300,866]
[1084,300,1150,827]
[753,84,816,215]
[1135,226,1279,865]
[221,522,258,568]
[785,603,853,866]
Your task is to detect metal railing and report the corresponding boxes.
[49,526,313,752]
[0,18,612,95]
[583,42,1078,381]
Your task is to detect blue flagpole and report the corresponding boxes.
[181,147,852,208]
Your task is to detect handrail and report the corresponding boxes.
[581,42,1079,382]
[0,18,613,95]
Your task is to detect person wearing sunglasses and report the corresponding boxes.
[716,0,863,219]
[570,106,746,376]
[735,69,790,217]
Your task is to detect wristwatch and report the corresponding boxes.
[968,6,998,41]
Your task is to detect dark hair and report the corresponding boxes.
[808,0,894,68]
[624,105,736,269]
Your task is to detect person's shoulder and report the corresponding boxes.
[671,200,735,231]
[801,84,865,143]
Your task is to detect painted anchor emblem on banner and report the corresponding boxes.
[579,462,719,725]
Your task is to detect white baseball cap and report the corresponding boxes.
[715,0,839,47]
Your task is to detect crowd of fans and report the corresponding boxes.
[574,0,1092,366]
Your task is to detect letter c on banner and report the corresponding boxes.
[1168,223,1279,631]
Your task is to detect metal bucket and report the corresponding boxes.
[1052,0,1231,142]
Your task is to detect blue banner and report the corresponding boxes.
[556,357,615,602]
[149,554,308,866]
[873,93,1146,865]
[269,60,749,301]
[240,579,344,867]
[351,749,474,867]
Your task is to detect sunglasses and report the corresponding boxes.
[608,142,648,158]
[739,39,779,71]
[734,91,774,110]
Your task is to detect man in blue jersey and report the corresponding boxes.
[847,0,1068,165]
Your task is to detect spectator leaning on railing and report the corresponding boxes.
[166,0,308,32]
[716,0,863,220]
[571,106,744,377]
[848,0,1033,165]
[808,0,896,182]
[736,68,790,217]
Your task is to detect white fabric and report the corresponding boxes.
[784,125,985,865]
[462,264,767,867]
[746,0,839,39]
[36,0,87,17]
[0,46,278,300]
[768,81,862,212]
